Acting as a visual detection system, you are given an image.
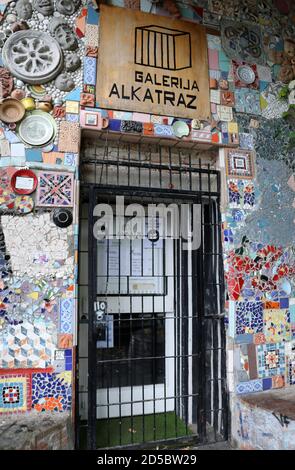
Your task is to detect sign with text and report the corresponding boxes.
[96,5,210,120]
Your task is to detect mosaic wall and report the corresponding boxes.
[0,0,294,437]
[0,0,82,415]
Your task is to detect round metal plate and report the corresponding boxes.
[18,112,54,146]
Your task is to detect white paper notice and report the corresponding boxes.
[15,176,34,190]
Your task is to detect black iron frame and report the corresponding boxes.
[76,137,228,450]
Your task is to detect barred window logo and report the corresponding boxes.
[97,5,210,119]
[134,25,192,71]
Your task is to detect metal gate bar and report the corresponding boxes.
[76,136,227,450]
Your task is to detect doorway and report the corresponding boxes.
[76,136,228,449]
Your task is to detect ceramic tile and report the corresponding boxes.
[154,124,174,137]
[64,153,78,167]
[32,372,71,411]
[25,149,43,162]
[235,301,263,335]
[236,379,263,394]
[263,309,291,343]
[85,24,99,48]
[66,113,79,123]
[60,298,73,334]
[0,375,31,413]
[235,88,261,115]
[257,343,285,378]
[36,171,74,208]
[84,57,97,86]
[65,101,80,114]
[0,320,56,368]
[221,19,266,64]
[239,133,254,150]
[225,149,255,179]
[233,60,259,90]
[58,122,80,153]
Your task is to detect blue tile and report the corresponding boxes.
[66,113,79,122]
[280,298,289,308]
[87,5,99,24]
[64,87,81,101]
[109,119,122,131]
[262,378,272,390]
[84,57,97,86]
[236,379,263,394]
[235,334,253,344]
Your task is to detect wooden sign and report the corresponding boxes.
[96,5,210,120]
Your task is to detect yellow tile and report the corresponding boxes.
[66,101,80,114]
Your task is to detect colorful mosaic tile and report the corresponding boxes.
[239,133,254,150]
[235,301,263,335]
[233,60,259,90]
[228,180,255,209]
[221,19,266,64]
[85,23,99,48]
[236,379,263,394]
[58,121,80,153]
[84,57,97,86]
[66,113,79,123]
[0,375,31,413]
[272,375,285,389]
[253,333,266,345]
[36,171,74,208]
[235,88,261,115]
[0,320,56,369]
[225,149,255,179]
[32,372,72,412]
[64,153,78,167]
[58,333,73,349]
[59,298,73,334]
[263,309,291,343]
[257,343,285,378]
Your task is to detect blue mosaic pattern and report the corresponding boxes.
[244,190,255,207]
[236,379,263,394]
[257,343,285,378]
[234,89,261,115]
[64,153,77,166]
[229,188,240,205]
[154,124,174,137]
[66,113,79,123]
[84,57,97,86]
[32,373,72,411]
[65,349,72,372]
[236,301,263,335]
[59,299,73,334]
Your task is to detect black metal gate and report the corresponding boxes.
[76,135,228,449]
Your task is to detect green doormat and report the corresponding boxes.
[79,412,193,448]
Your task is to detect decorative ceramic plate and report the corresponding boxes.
[0,98,25,123]
[14,195,34,214]
[53,208,73,228]
[236,65,256,84]
[17,110,56,146]
[11,169,38,195]
[28,84,47,99]
[172,121,190,138]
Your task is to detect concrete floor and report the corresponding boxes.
[192,441,233,450]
